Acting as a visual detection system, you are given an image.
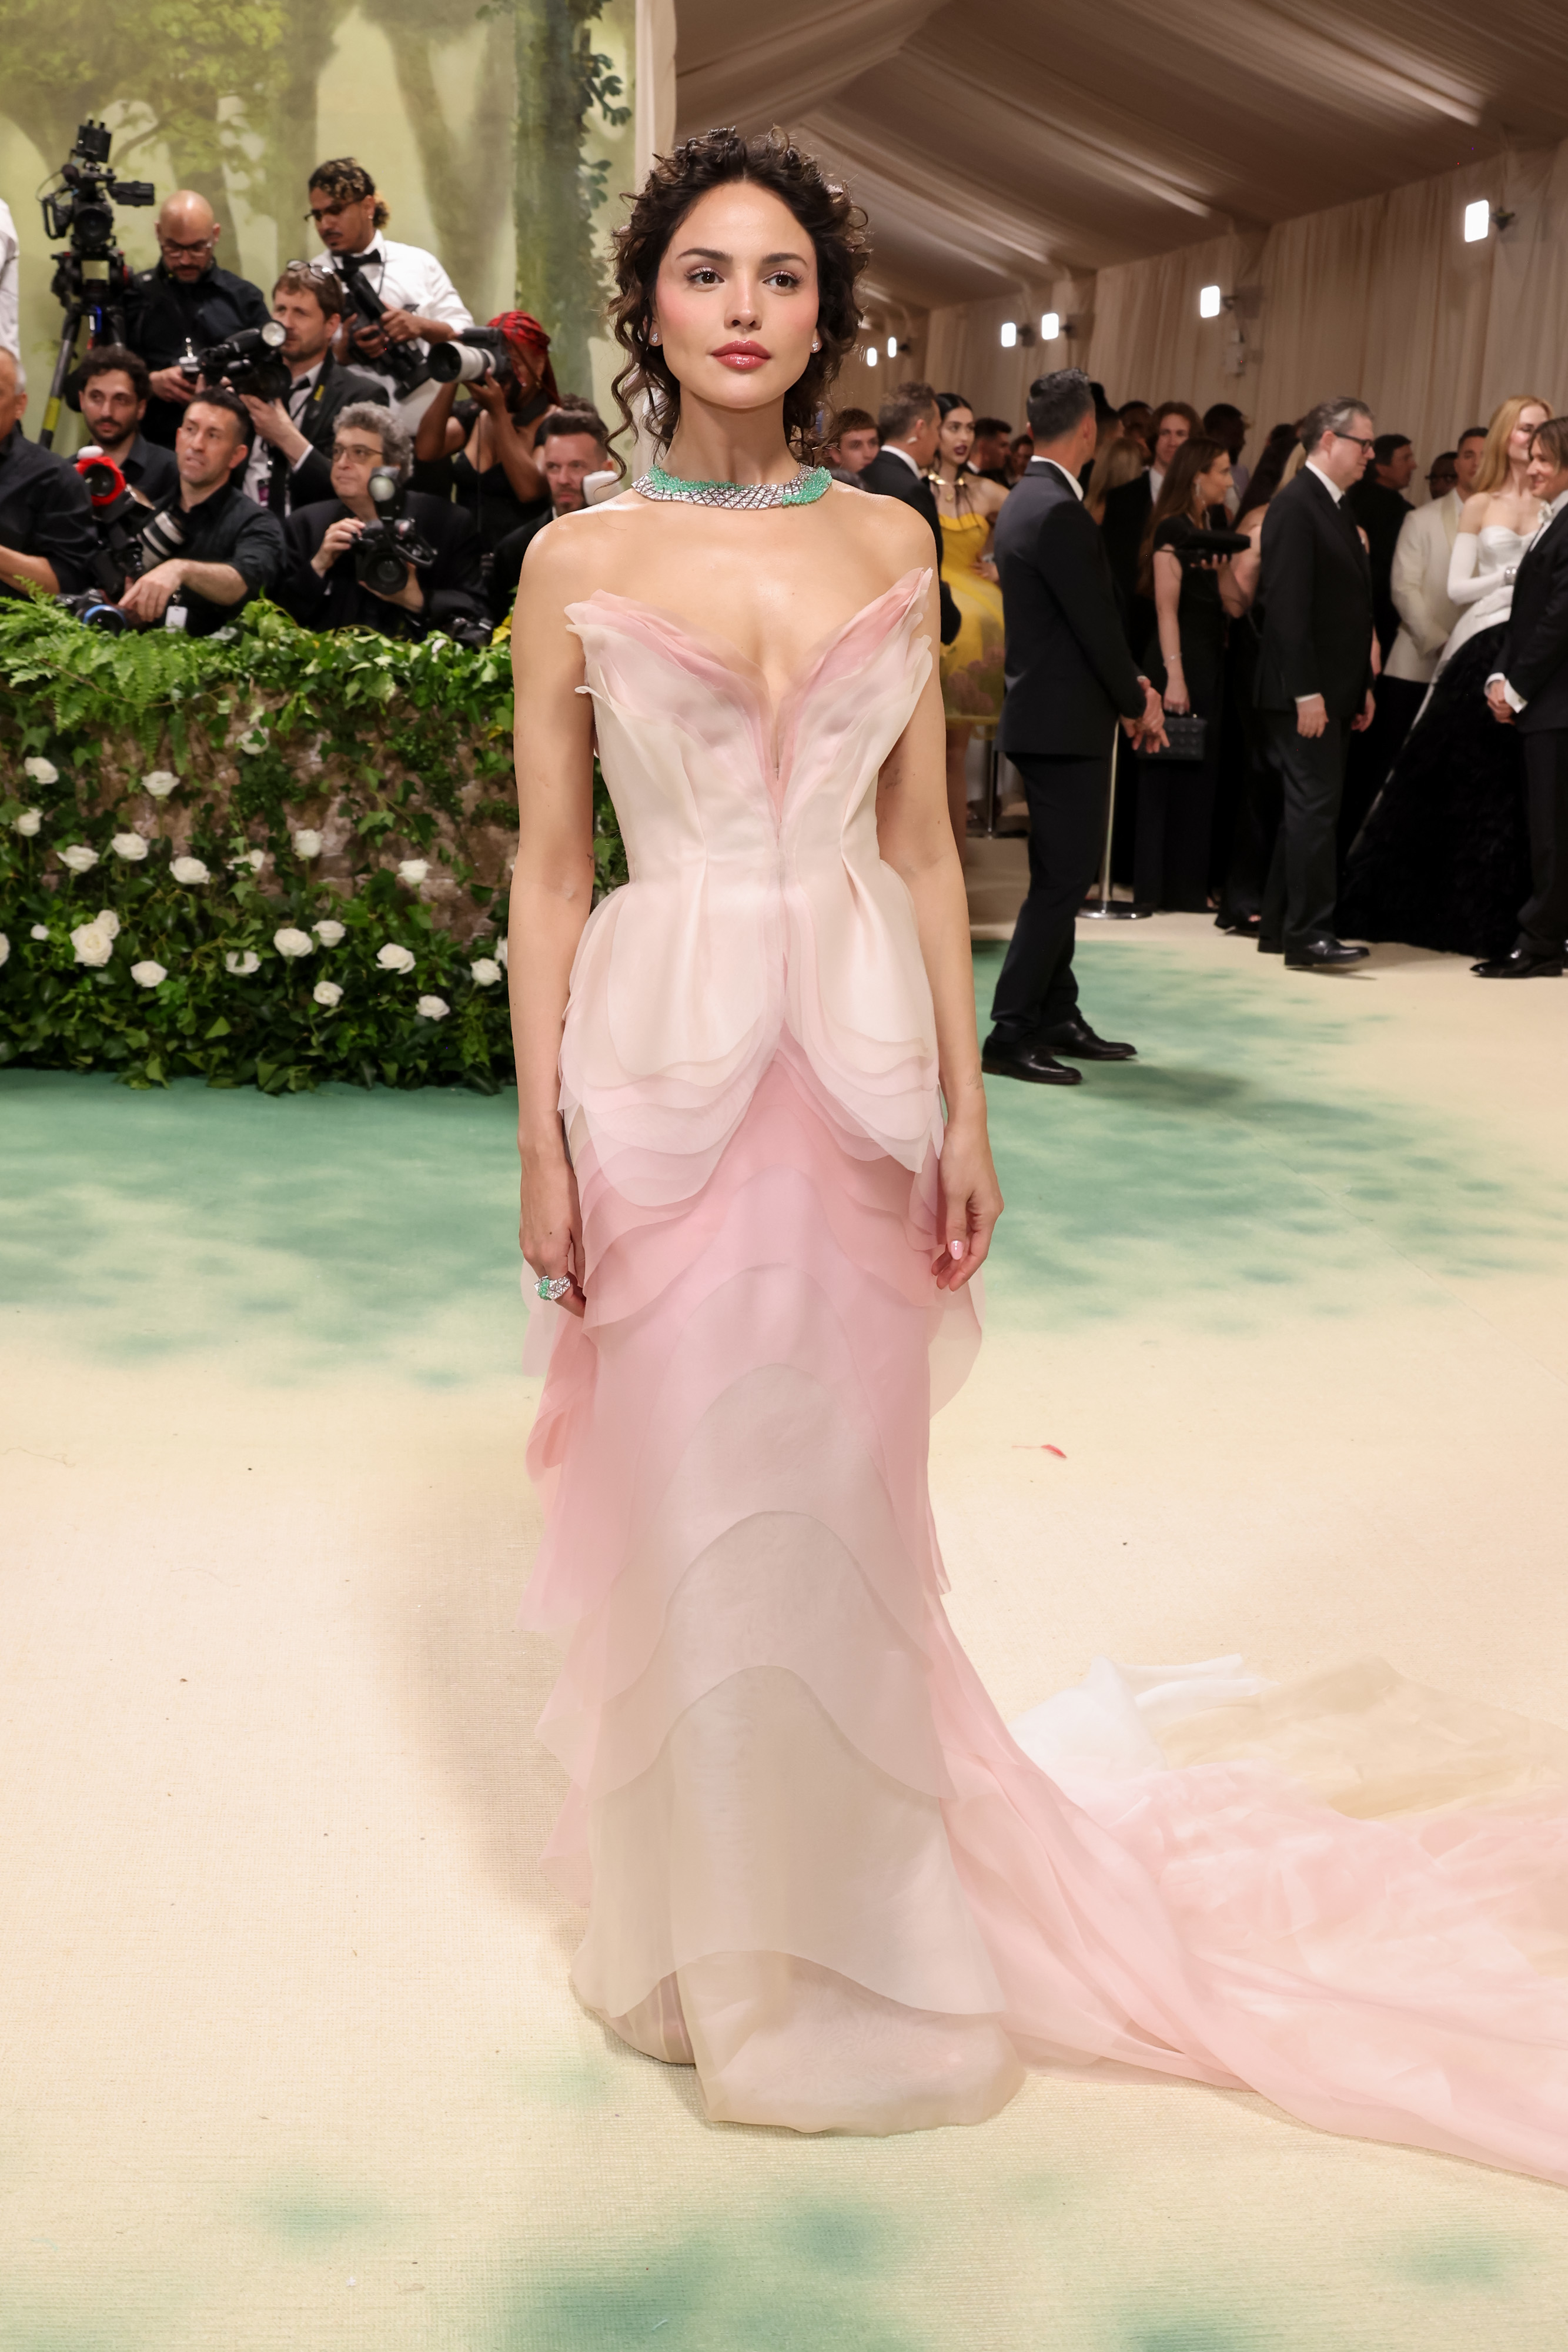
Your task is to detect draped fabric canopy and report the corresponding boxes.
[666,1,1568,453]
[674,0,1568,312]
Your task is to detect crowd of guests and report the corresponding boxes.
[823,372,1568,1003]
[2,168,1564,988]
[0,157,614,643]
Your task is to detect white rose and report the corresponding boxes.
[225,950,261,976]
[469,956,502,987]
[93,909,121,940]
[24,756,58,784]
[59,844,99,874]
[292,829,323,860]
[273,926,314,959]
[238,729,268,755]
[376,942,416,974]
[397,858,430,886]
[0,933,8,968]
[313,918,345,947]
[14,808,42,837]
[170,856,210,885]
[312,980,343,1009]
[142,770,179,799]
[70,921,113,967]
[495,937,509,968]
[30,924,49,941]
[129,959,167,987]
[230,848,266,873]
[111,831,150,862]
[416,994,450,1020]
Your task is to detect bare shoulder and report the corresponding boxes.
[828,480,931,572]
[1459,491,1490,532]
[516,493,647,605]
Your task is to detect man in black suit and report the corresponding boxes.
[237,264,388,519]
[982,369,1166,1085]
[1255,395,1378,968]
[280,403,487,640]
[1480,415,1568,977]
[123,191,272,447]
[858,382,959,644]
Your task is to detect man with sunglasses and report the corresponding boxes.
[123,192,271,449]
[304,158,470,425]
[1254,396,1379,968]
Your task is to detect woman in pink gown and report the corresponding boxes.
[506,128,1568,2175]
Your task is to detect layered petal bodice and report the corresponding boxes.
[560,569,941,1202]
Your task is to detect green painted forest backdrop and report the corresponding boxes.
[0,0,636,434]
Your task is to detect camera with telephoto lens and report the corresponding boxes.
[59,473,188,626]
[353,468,437,596]
[427,325,514,387]
[181,320,290,402]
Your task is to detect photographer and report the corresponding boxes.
[123,192,271,447]
[72,345,178,502]
[0,349,97,600]
[412,309,557,556]
[238,263,388,517]
[280,403,486,642]
[305,158,470,422]
[116,386,285,633]
[487,404,613,624]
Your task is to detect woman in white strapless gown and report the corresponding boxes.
[1342,395,1551,958]
[507,135,1568,2175]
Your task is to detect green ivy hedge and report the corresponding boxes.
[0,597,628,1093]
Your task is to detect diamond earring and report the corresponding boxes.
[811,338,821,352]
[649,327,661,345]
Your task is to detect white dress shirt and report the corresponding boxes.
[881,442,922,479]
[1305,457,1343,503]
[1490,486,1568,712]
[1038,456,1084,500]
[329,237,472,415]
[241,359,326,507]
[0,201,18,361]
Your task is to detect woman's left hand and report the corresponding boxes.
[933,1118,1003,1289]
[1162,683,1191,714]
[978,557,999,583]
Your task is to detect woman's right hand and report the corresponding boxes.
[521,1141,586,1318]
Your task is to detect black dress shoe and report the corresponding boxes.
[1216,911,1262,936]
[981,1042,1082,1086]
[1042,1016,1136,1061]
[1472,948,1563,978]
[1257,935,1283,954]
[1283,937,1370,970]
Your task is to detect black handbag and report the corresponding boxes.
[1141,712,1207,764]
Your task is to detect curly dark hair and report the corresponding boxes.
[610,125,870,461]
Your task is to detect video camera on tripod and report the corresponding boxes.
[37,121,156,449]
[329,253,429,399]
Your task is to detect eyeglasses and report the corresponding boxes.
[1333,431,1376,454]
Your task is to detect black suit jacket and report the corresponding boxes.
[280,492,487,640]
[123,259,273,446]
[1496,503,1568,734]
[994,459,1145,759]
[1346,476,1412,655]
[266,358,390,516]
[858,449,960,643]
[1255,467,1374,716]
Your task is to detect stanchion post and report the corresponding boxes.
[1081,720,1151,921]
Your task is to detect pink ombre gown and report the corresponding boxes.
[522,566,1568,2176]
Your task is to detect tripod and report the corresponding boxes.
[39,251,129,449]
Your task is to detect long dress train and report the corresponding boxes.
[521,567,1568,2171]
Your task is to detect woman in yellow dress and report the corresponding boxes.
[932,394,1008,851]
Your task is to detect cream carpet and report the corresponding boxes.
[2,916,1566,2348]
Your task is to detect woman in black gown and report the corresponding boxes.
[1132,437,1253,912]
[412,309,560,559]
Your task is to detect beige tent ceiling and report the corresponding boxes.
[673,0,1568,313]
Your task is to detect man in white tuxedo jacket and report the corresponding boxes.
[1382,472,1463,754]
